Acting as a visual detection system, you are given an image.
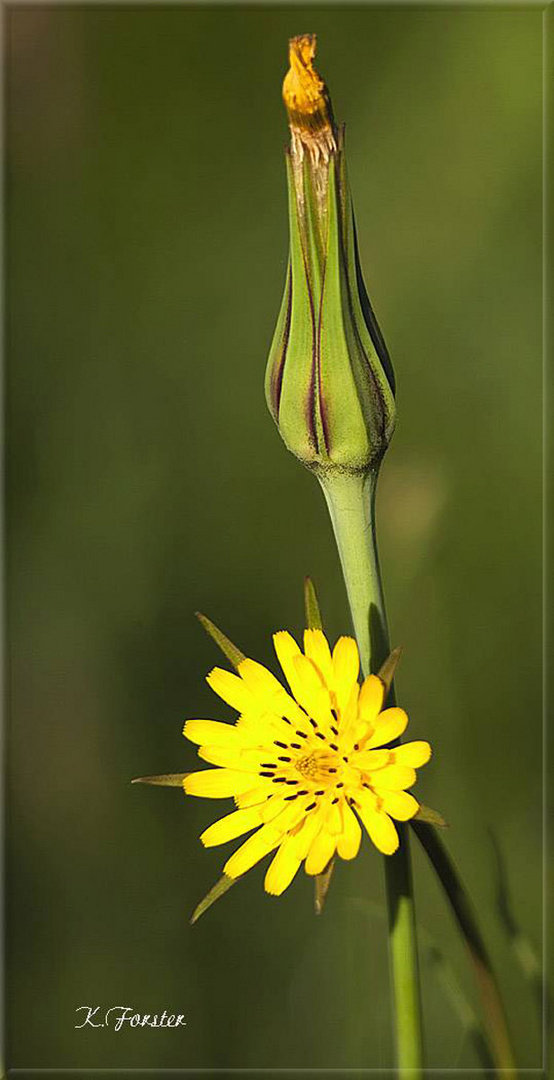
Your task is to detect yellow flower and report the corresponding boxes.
[183,630,431,897]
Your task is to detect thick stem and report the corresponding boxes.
[319,468,517,1079]
[319,469,424,1078]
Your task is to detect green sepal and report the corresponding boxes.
[377,645,403,699]
[317,162,371,469]
[414,804,448,828]
[315,856,336,915]
[190,874,236,925]
[275,153,318,464]
[337,137,396,432]
[132,773,189,787]
[264,262,291,422]
[196,612,246,670]
[304,576,324,631]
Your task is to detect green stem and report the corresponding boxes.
[319,469,424,1078]
[319,468,517,1079]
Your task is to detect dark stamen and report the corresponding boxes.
[298,789,309,796]
[328,768,337,774]
[331,725,339,736]
[285,779,298,786]
[260,763,277,769]
[305,801,316,811]
[309,718,318,729]
[259,771,275,777]
[354,743,360,751]
[332,797,339,804]
[336,782,344,789]
[278,755,292,762]
[316,732,326,741]
[272,777,287,784]
[329,742,339,751]
[290,742,302,750]
[296,730,308,739]
[284,793,298,801]
[314,789,325,796]
[274,740,288,749]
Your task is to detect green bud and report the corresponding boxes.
[265,36,395,477]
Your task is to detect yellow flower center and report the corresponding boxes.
[295,748,340,783]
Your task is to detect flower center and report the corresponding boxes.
[296,749,340,784]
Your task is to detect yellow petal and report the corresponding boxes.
[336,802,362,860]
[206,668,254,713]
[325,800,343,835]
[364,707,409,749]
[183,769,256,798]
[273,631,304,699]
[353,748,391,771]
[357,802,399,855]
[393,741,432,768]
[292,807,324,858]
[303,628,333,685]
[237,658,290,711]
[223,823,282,878]
[358,674,384,723]
[237,710,297,743]
[292,654,334,732]
[372,765,416,790]
[305,827,336,875]
[332,636,360,712]
[183,719,243,747]
[200,806,262,847]
[197,745,269,771]
[264,836,302,895]
[260,794,295,823]
[375,789,419,822]
[234,785,271,808]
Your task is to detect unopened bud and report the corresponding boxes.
[265,34,396,476]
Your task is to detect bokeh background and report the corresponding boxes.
[6,5,543,1076]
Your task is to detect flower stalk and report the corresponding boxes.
[321,469,424,1077]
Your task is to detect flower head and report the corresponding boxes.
[183,629,431,897]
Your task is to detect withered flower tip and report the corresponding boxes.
[282,34,335,157]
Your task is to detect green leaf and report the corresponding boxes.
[377,645,403,699]
[304,576,323,631]
[190,874,236,925]
[131,773,189,787]
[196,612,246,670]
[413,804,448,828]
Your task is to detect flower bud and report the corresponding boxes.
[265,35,396,476]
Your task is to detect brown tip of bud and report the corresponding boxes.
[283,34,335,156]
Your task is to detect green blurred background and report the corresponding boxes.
[6,5,543,1075]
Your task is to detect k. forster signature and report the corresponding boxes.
[75,1006,187,1032]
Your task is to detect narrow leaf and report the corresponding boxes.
[414,804,448,828]
[304,576,323,630]
[132,773,189,787]
[488,828,544,1021]
[196,612,246,670]
[190,874,236,925]
[314,856,335,915]
[378,645,403,699]
[413,822,517,1076]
